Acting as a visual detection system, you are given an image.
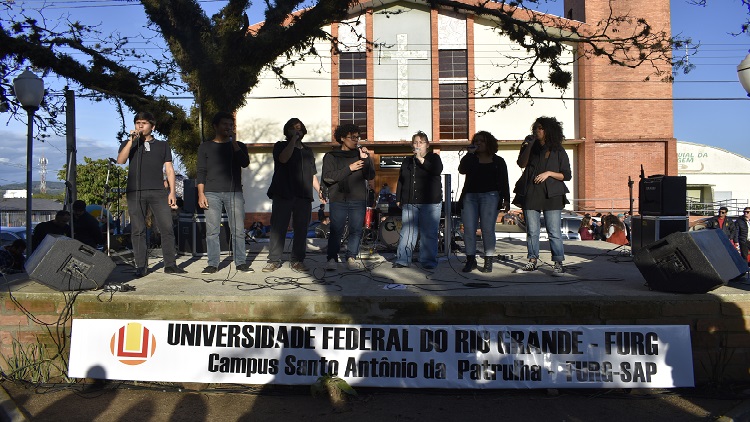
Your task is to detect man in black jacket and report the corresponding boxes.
[264,118,325,273]
[733,207,750,265]
[31,210,71,252]
[705,206,736,241]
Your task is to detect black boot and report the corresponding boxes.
[479,256,493,273]
[462,255,477,272]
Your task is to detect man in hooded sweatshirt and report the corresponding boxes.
[322,124,375,271]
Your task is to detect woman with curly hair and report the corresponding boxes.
[512,117,572,276]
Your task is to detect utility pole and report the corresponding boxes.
[65,87,77,205]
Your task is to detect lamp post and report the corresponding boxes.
[739,52,750,97]
[13,69,45,259]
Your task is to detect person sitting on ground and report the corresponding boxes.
[602,214,629,246]
[578,215,596,240]
[0,239,26,274]
[72,200,104,248]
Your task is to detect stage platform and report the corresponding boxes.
[2,239,750,383]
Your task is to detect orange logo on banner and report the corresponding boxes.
[110,322,157,365]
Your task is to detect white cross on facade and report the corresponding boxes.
[381,33,429,127]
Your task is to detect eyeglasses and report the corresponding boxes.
[744,210,750,214]
[413,140,428,145]
[720,211,727,214]
[345,134,360,140]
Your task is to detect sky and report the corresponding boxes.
[0,0,749,186]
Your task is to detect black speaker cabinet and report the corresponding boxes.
[631,216,688,252]
[634,230,747,293]
[177,213,231,256]
[639,175,687,216]
[182,179,203,215]
[25,235,116,291]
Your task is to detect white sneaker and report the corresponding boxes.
[552,262,565,277]
[347,257,363,271]
[514,260,537,274]
[326,259,338,271]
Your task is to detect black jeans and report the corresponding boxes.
[127,189,177,268]
[268,196,312,263]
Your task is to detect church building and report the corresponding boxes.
[236,0,675,222]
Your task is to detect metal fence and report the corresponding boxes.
[0,210,57,227]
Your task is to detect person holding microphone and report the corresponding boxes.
[116,112,185,277]
[196,111,251,274]
[512,116,572,275]
[322,124,375,271]
[393,131,443,269]
[265,118,325,273]
[458,131,510,273]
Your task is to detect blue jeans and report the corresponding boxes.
[205,192,246,267]
[462,192,499,257]
[524,208,564,262]
[395,203,441,267]
[327,201,366,261]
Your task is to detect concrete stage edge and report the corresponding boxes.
[2,239,749,384]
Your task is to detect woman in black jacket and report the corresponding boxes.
[512,116,572,276]
[393,131,443,269]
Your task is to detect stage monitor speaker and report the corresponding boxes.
[631,216,689,252]
[639,175,687,216]
[177,213,231,256]
[633,229,747,293]
[25,235,116,291]
[182,179,203,215]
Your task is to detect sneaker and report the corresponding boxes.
[164,265,187,274]
[552,262,565,276]
[290,261,309,272]
[514,260,537,274]
[236,264,254,273]
[201,266,218,274]
[392,263,408,268]
[263,262,282,273]
[325,259,338,272]
[134,267,148,278]
[347,257,363,271]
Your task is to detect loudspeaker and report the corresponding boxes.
[634,229,747,293]
[177,213,231,256]
[25,235,116,291]
[631,216,689,252]
[639,175,687,216]
[182,179,203,215]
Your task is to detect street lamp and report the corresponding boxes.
[738,51,750,97]
[13,69,45,259]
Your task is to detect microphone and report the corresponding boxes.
[109,158,118,164]
[524,135,535,143]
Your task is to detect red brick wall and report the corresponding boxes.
[571,0,675,208]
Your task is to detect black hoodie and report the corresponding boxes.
[321,148,375,203]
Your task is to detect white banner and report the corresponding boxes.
[68,320,694,388]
